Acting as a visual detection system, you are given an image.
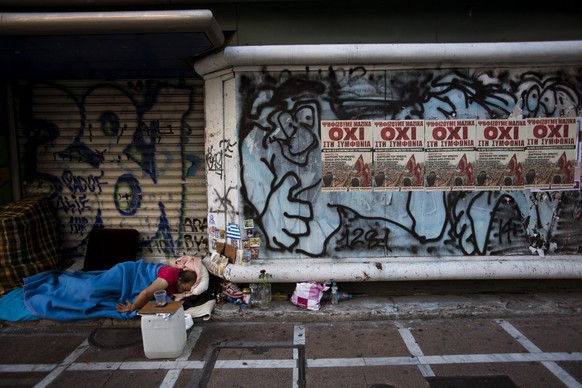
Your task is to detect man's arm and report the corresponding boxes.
[116,277,169,313]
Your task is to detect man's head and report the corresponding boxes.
[176,270,198,293]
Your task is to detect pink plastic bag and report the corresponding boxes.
[290,282,329,311]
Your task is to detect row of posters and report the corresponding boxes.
[321,118,580,191]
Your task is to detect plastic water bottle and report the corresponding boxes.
[337,292,352,301]
[322,292,353,302]
[331,282,339,305]
[249,283,260,308]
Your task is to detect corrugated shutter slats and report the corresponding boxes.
[14,79,208,264]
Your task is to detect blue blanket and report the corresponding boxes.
[21,260,164,321]
[0,288,37,321]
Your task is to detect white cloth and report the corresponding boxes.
[184,299,216,321]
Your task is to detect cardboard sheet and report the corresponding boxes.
[138,300,183,315]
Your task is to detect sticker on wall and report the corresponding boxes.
[226,223,241,239]
[250,237,261,247]
[243,219,255,238]
[251,247,260,260]
[242,249,251,266]
[208,212,218,239]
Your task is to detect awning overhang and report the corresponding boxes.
[0,10,224,79]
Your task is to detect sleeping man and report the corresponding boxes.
[1,256,206,322]
[115,265,197,314]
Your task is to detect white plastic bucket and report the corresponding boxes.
[140,305,187,359]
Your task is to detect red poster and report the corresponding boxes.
[476,119,527,190]
[373,120,424,191]
[525,117,578,190]
[321,120,373,191]
[424,119,476,191]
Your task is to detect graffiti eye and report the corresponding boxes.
[277,112,296,137]
[296,105,316,127]
[114,174,141,216]
[525,86,540,112]
[99,111,121,136]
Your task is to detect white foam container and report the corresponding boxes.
[140,305,187,359]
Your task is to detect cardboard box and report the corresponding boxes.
[138,300,183,315]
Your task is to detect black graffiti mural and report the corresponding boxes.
[15,80,207,261]
[238,67,582,258]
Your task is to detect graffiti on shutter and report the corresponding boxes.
[14,79,208,264]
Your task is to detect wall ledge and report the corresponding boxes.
[194,40,582,77]
[204,255,582,283]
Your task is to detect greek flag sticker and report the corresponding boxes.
[226,223,241,240]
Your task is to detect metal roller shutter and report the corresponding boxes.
[13,78,208,264]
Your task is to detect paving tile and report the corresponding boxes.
[173,369,196,388]
[206,368,293,388]
[0,333,86,364]
[48,370,168,388]
[431,362,566,388]
[408,319,526,355]
[47,370,116,388]
[0,371,49,387]
[507,316,582,352]
[559,361,582,382]
[307,365,429,388]
[426,375,518,388]
[217,346,293,360]
[190,322,295,360]
[76,341,148,362]
[306,321,409,359]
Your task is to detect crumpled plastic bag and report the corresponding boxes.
[290,281,329,311]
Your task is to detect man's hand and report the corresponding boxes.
[117,278,170,313]
[116,301,132,313]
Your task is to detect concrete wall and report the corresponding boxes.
[197,42,582,282]
[220,2,582,45]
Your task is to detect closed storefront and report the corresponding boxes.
[12,78,208,263]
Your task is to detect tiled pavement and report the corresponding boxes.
[1,311,581,388]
